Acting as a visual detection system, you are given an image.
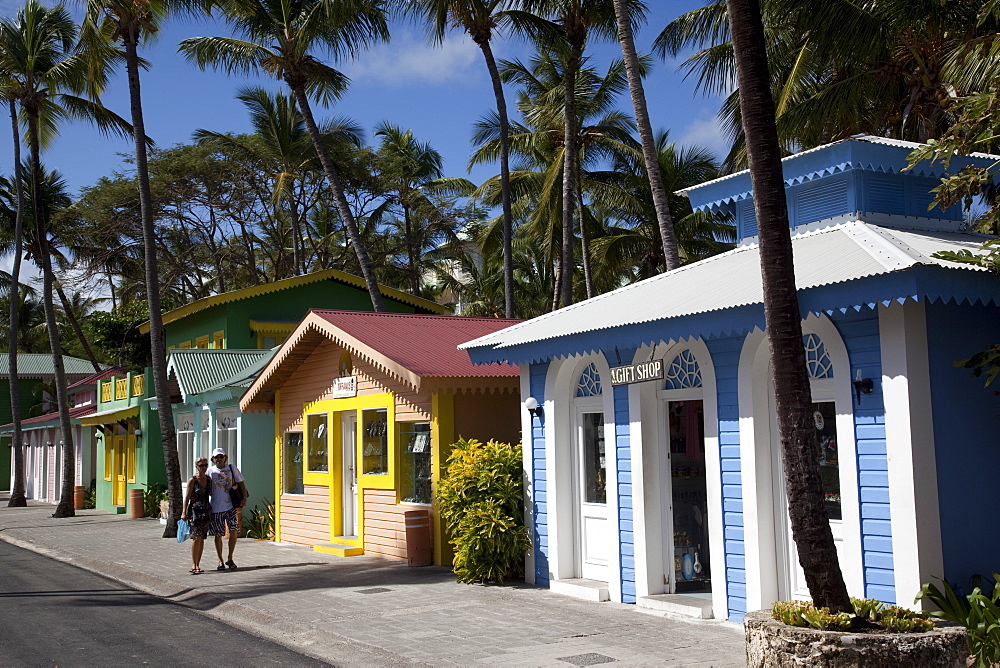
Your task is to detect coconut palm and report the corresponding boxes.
[195,86,365,278]
[724,0,851,611]
[404,0,549,318]
[609,0,680,271]
[587,134,734,283]
[657,0,995,167]
[372,122,474,294]
[180,0,390,312]
[472,48,637,303]
[1,0,130,517]
[84,0,214,534]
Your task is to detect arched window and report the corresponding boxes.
[664,349,703,390]
[339,351,353,377]
[803,333,833,379]
[576,362,603,397]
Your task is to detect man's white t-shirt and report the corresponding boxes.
[207,463,245,514]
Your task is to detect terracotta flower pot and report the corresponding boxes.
[744,609,968,667]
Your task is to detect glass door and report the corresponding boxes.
[575,411,608,581]
[342,413,358,537]
[113,435,127,506]
[667,400,711,594]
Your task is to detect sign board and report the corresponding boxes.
[332,376,357,398]
[609,359,664,386]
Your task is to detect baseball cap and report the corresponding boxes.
[211,448,227,458]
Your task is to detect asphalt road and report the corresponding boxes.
[0,541,325,666]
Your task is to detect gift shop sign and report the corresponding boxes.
[609,359,664,386]
[332,376,357,398]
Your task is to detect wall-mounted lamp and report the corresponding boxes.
[134,428,142,437]
[853,369,874,405]
[524,397,544,421]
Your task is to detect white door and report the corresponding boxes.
[342,413,358,538]
[575,411,608,581]
[769,396,843,601]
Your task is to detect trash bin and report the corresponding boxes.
[403,509,432,567]
[128,488,144,518]
[73,485,85,510]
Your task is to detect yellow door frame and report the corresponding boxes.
[113,435,127,505]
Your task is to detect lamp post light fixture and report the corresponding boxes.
[524,397,544,421]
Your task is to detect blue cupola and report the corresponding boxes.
[682,135,997,242]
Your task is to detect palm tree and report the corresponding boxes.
[1,96,28,507]
[657,0,994,167]
[1,0,129,518]
[180,0,390,312]
[0,291,48,354]
[404,0,545,318]
[724,0,851,612]
[610,0,680,271]
[472,48,637,303]
[372,122,474,294]
[84,0,210,534]
[522,0,618,307]
[587,134,734,283]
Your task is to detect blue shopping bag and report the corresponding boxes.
[177,518,190,543]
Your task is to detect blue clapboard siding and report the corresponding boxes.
[829,309,895,602]
[707,335,747,622]
[612,370,636,602]
[925,301,1000,589]
[529,362,550,586]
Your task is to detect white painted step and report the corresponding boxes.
[637,594,714,619]
[549,578,610,602]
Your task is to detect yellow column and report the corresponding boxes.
[431,390,455,566]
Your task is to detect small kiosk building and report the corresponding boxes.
[241,310,521,564]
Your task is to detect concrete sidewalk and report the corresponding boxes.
[0,498,745,666]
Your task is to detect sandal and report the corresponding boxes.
[193,568,204,574]
[226,560,237,571]
[189,568,198,574]
[217,563,227,571]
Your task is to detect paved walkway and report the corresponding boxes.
[0,498,745,666]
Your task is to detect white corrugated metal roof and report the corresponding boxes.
[166,349,272,402]
[460,220,991,352]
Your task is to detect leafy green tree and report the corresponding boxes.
[180,0,391,312]
[1,0,129,518]
[89,301,151,371]
[724,0,851,612]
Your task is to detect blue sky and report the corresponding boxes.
[0,1,727,280]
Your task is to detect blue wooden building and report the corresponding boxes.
[460,136,1000,622]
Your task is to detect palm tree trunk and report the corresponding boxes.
[725,0,851,612]
[576,171,593,299]
[287,83,385,312]
[612,0,680,271]
[403,204,420,295]
[54,283,101,372]
[476,38,516,318]
[7,101,27,508]
[26,111,75,518]
[560,41,583,308]
[289,195,303,276]
[123,28,182,538]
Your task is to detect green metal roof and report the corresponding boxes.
[166,349,273,402]
[0,354,101,379]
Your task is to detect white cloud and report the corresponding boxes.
[341,33,481,87]
[676,110,730,161]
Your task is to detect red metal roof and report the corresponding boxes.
[310,310,522,378]
[0,404,96,431]
[67,367,126,390]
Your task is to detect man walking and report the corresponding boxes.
[207,448,249,571]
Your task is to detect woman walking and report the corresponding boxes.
[180,457,212,574]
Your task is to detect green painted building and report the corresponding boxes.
[144,268,445,351]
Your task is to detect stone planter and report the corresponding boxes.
[744,609,969,667]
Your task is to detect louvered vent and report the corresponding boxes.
[739,199,758,239]
[866,174,905,215]
[795,178,849,225]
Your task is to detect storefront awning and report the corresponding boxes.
[78,405,139,426]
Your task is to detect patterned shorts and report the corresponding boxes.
[209,508,239,537]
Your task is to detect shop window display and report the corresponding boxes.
[399,422,431,503]
[307,414,329,472]
[284,432,304,494]
[362,408,388,475]
[669,400,711,594]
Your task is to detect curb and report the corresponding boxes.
[0,531,422,667]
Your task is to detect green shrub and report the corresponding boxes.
[436,438,530,584]
[244,500,276,540]
[83,479,96,509]
[918,574,1000,667]
[141,482,168,518]
[772,598,933,633]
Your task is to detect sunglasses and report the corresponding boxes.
[197,463,208,468]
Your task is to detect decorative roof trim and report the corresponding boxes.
[141,268,447,333]
[78,405,140,426]
[248,320,298,336]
